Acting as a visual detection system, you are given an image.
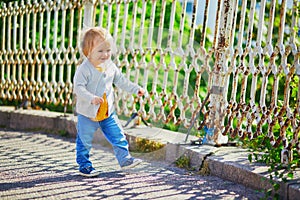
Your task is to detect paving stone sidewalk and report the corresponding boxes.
[0,129,265,200]
[1,107,300,199]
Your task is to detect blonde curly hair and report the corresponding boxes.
[80,27,116,57]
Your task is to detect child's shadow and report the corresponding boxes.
[98,171,126,178]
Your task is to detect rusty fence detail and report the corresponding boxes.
[0,0,299,163]
[0,0,83,107]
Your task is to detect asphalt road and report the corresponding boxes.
[0,129,265,200]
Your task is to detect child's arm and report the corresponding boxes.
[113,66,144,95]
[73,66,99,104]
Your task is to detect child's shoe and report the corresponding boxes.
[79,166,100,177]
[121,158,143,170]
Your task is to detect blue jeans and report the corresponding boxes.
[76,113,132,170]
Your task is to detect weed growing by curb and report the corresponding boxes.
[175,154,191,169]
[134,138,165,153]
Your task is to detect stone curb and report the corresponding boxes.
[0,106,299,200]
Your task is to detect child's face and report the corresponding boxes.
[89,39,111,67]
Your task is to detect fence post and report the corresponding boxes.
[204,0,234,145]
[83,0,95,28]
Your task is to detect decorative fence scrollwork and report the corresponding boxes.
[0,0,299,162]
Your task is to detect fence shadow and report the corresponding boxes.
[0,129,265,199]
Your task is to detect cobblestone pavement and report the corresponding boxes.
[0,129,265,200]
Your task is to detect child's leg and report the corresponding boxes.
[76,114,99,170]
[99,113,132,167]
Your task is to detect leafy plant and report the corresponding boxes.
[246,125,299,199]
[175,154,191,169]
[134,138,164,153]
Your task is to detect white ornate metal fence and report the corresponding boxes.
[0,0,299,162]
[0,0,83,107]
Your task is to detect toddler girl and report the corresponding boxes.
[73,27,145,177]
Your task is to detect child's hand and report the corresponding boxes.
[137,88,145,97]
[91,96,104,105]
